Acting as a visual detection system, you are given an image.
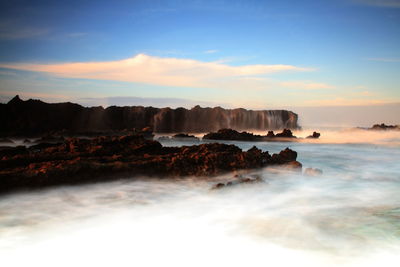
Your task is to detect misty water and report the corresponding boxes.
[1,129,400,266]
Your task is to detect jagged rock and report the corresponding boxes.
[275,129,296,138]
[304,168,323,176]
[307,132,320,139]
[0,135,301,193]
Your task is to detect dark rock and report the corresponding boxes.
[23,139,31,144]
[306,132,320,139]
[172,133,200,141]
[266,131,275,138]
[203,129,264,141]
[275,129,296,138]
[0,96,299,136]
[211,175,264,190]
[370,123,400,131]
[0,134,301,193]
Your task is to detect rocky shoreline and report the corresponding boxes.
[0,133,301,194]
[202,128,320,142]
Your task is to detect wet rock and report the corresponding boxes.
[306,132,321,139]
[211,175,264,190]
[0,134,301,193]
[304,168,323,176]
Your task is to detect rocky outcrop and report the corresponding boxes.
[0,95,299,136]
[306,132,321,139]
[0,134,301,193]
[203,128,298,141]
[370,123,399,131]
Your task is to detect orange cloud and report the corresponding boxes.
[0,54,311,89]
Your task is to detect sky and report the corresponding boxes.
[0,0,399,125]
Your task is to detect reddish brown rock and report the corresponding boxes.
[0,135,301,193]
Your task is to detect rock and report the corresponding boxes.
[203,129,264,141]
[266,131,275,138]
[284,161,303,171]
[172,133,200,141]
[23,139,31,144]
[271,147,298,164]
[307,132,320,139]
[275,129,296,138]
[0,96,299,136]
[304,168,323,176]
[370,123,400,131]
[0,134,301,193]
[211,175,264,190]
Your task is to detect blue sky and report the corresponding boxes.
[0,0,399,109]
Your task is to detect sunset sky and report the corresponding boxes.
[0,0,399,114]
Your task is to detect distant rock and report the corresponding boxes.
[370,123,400,131]
[172,133,200,141]
[203,129,264,141]
[306,132,321,139]
[275,129,296,138]
[203,128,298,141]
[0,95,299,137]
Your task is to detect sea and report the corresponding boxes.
[1,128,400,267]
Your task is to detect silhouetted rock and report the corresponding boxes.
[0,135,301,193]
[306,132,321,139]
[172,133,200,141]
[275,129,296,138]
[0,96,299,137]
[203,128,298,141]
[203,129,264,141]
[266,131,275,138]
[370,123,400,131]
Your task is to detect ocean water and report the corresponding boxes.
[1,129,400,267]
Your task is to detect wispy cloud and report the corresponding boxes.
[0,53,312,90]
[0,19,49,40]
[204,49,218,54]
[366,57,400,62]
[355,0,400,8]
[66,32,88,38]
[280,81,334,90]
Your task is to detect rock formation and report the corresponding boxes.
[0,96,299,136]
[203,128,298,141]
[0,134,301,193]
